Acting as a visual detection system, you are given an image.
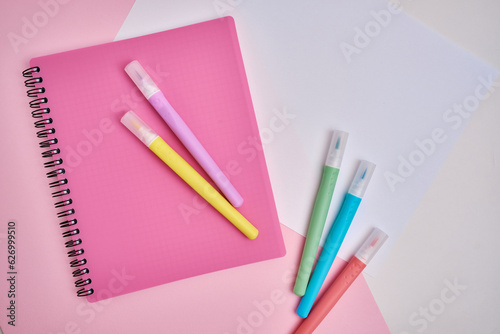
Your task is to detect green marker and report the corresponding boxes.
[294,130,348,296]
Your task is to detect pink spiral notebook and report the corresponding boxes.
[23,17,285,302]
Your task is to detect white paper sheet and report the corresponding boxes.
[115,0,498,274]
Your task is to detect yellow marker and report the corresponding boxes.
[121,111,258,239]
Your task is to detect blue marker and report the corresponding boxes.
[297,160,376,318]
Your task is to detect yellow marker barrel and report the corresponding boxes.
[149,137,258,239]
[121,111,258,239]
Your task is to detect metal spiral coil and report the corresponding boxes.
[23,66,93,297]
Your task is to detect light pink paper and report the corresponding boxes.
[1,222,389,333]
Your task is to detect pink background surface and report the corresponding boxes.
[0,1,388,333]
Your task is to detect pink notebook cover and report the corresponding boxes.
[27,17,285,302]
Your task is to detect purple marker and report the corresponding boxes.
[125,60,243,207]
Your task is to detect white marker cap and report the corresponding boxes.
[125,60,160,99]
[355,227,388,265]
[348,160,376,198]
[120,111,159,147]
[325,130,348,168]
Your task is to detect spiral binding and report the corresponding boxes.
[22,66,94,297]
